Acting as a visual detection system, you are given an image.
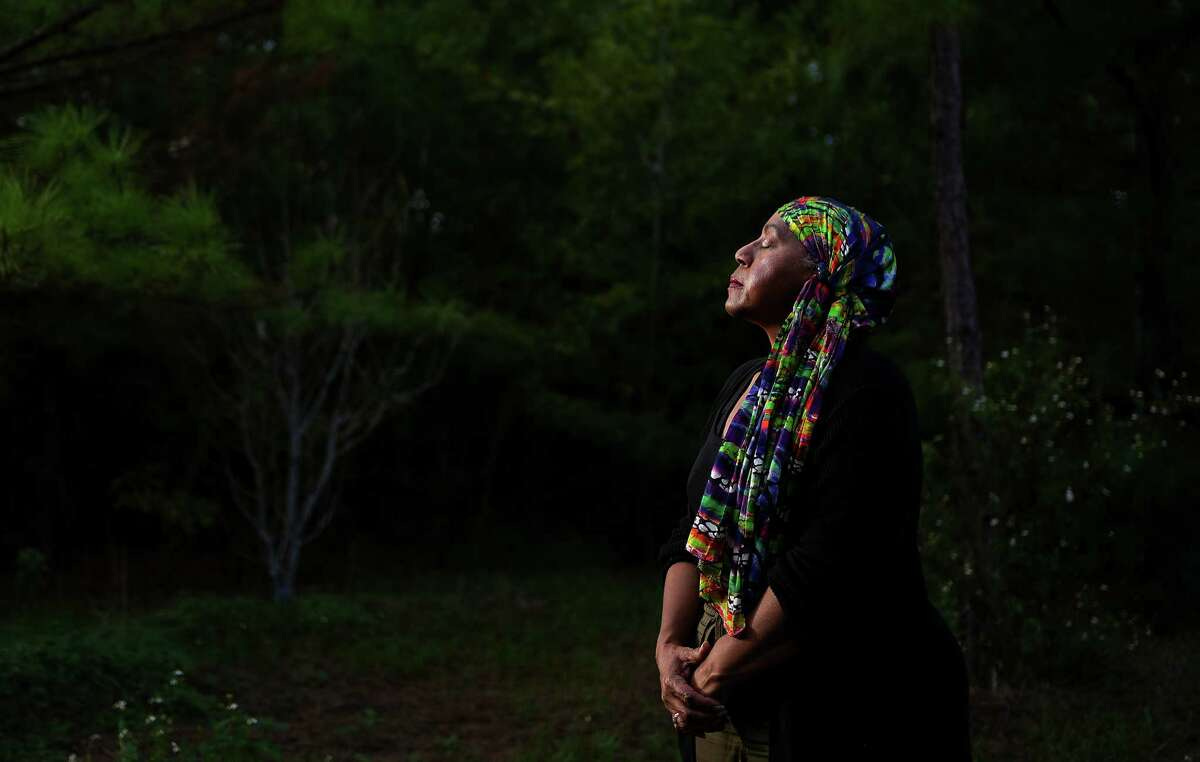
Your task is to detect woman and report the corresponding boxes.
[654,196,972,761]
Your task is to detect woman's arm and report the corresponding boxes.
[691,381,921,697]
[657,560,703,647]
[656,561,728,735]
[691,584,802,698]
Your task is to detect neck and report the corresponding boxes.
[764,323,781,348]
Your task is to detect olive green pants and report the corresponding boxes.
[693,601,770,762]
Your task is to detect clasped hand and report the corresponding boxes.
[656,639,730,736]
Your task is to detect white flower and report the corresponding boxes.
[113,700,127,711]
[171,741,180,753]
[247,717,258,725]
[173,669,183,677]
[1000,350,1009,359]
[118,728,129,739]
[145,714,157,724]
[989,517,999,527]
[227,702,239,711]
[1064,486,1074,503]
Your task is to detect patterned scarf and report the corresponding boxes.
[685,195,898,637]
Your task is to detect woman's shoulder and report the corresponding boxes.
[822,335,915,416]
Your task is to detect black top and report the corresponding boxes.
[656,334,973,760]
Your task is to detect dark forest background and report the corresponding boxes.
[1,1,1197,760]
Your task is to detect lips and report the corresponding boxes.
[728,277,743,287]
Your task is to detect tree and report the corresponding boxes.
[0,101,465,602]
[930,20,983,389]
[211,236,464,603]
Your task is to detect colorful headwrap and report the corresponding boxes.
[685,195,898,637]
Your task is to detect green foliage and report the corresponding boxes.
[3,566,1194,760]
[0,622,194,759]
[144,592,382,668]
[13,547,49,601]
[110,463,218,535]
[0,104,252,298]
[921,306,1197,686]
[105,671,284,762]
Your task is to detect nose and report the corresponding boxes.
[734,240,754,268]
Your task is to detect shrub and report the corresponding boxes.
[920,305,1197,689]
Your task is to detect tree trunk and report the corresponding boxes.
[931,20,993,692]
[271,546,300,603]
[930,22,983,389]
[1112,70,1178,395]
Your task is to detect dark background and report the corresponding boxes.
[1,1,1197,760]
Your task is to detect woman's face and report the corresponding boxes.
[725,211,814,327]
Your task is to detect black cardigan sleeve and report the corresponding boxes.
[765,380,923,643]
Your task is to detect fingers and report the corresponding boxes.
[671,672,725,711]
[658,641,728,734]
[685,640,712,663]
[663,675,728,723]
[670,704,728,736]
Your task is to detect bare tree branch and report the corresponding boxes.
[0,1,282,80]
[0,2,105,66]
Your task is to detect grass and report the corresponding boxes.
[1,564,1197,761]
